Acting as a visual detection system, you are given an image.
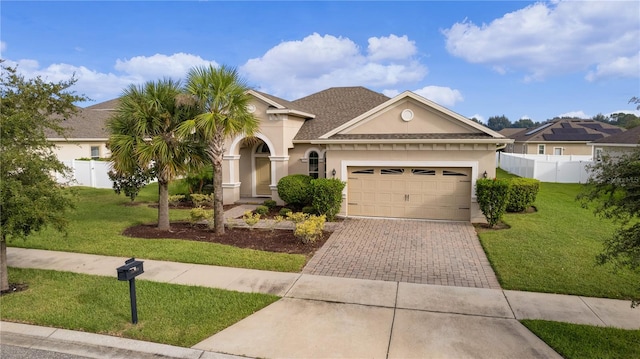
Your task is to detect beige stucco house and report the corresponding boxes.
[227,87,510,222]
[590,125,640,160]
[51,87,512,222]
[501,119,624,156]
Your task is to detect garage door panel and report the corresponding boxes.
[348,166,471,221]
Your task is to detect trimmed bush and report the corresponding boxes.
[255,205,269,215]
[310,178,346,221]
[263,199,277,209]
[190,206,213,224]
[279,207,293,216]
[294,215,326,244]
[476,178,510,227]
[285,211,309,224]
[277,174,313,207]
[168,194,186,207]
[242,211,260,229]
[302,206,317,215]
[507,178,540,212]
[190,193,212,208]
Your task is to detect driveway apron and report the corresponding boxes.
[304,218,500,289]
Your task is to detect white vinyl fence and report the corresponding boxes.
[56,160,114,189]
[497,153,593,183]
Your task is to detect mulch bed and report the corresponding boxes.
[122,222,330,256]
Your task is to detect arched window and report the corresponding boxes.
[308,151,319,179]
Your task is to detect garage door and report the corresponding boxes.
[347,167,471,221]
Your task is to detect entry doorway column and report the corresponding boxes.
[268,155,289,205]
[222,155,241,204]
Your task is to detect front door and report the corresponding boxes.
[255,157,271,196]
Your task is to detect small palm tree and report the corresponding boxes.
[178,65,259,234]
[108,79,205,230]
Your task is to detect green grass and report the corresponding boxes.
[521,320,640,359]
[7,184,306,272]
[477,169,639,299]
[1,268,279,347]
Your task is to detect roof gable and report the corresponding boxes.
[320,91,503,140]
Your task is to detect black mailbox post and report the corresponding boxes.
[116,258,144,324]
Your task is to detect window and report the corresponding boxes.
[90,146,100,160]
[443,170,467,177]
[411,169,436,176]
[381,168,404,175]
[308,151,319,179]
[352,169,374,174]
[255,143,270,154]
[553,147,563,155]
[537,144,545,155]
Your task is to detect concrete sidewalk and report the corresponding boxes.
[4,248,640,359]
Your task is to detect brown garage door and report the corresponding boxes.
[347,167,471,221]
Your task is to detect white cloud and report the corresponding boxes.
[115,53,216,80]
[6,53,218,104]
[241,33,427,99]
[413,85,463,107]
[586,52,640,82]
[443,1,640,81]
[367,34,417,61]
[382,89,400,97]
[559,110,588,118]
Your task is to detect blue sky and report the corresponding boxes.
[2,1,639,123]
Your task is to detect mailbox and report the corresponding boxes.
[116,258,144,281]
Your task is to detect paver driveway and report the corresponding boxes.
[304,218,500,289]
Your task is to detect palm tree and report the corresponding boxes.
[108,79,205,230]
[178,65,259,234]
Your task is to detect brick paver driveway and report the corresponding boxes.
[303,218,500,289]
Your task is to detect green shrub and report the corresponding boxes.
[242,211,260,229]
[190,206,213,224]
[302,206,317,215]
[506,178,540,212]
[277,174,313,207]
[263,199,277,209]
[184,164,214,194]
[279,207,293,216]
[476,178,510,227]
[286,211,309,224]
[168,194,186,207]
[108,166,156,202]
[310,178,346,221]
[255,205,269,215]
[294,215,326,244]
[190,193,212,208]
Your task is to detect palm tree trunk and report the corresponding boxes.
[0,236,9,292]
[210,135,225,235]
[158,179,170,230]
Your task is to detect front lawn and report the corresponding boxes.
[7,185,306,272]
[521,320,640,359]
[1,268,279,347]
[477,169,639,299]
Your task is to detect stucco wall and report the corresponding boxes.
[516,142,593,155]
[53,141,110,161]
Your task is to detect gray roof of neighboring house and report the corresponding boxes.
[508,119,624,142]
[46,104,114,139]
[327,133,494,140]
[592,125,640,145]
[291,87,391,141]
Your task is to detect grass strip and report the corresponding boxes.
[1,268,279,347]
[7,186,306,272]
[521,320,640,359]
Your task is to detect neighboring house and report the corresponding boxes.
[52,87,512,222]
[590,125,640,160]
[501,119,624,156]
[47,100,116,161]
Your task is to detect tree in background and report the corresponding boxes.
[108,79,206,230]
[0,64,87,292]
[178,65,259,235]
[487,115,511,131]
[512,118,536,128]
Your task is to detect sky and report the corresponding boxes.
[1,1,639,124]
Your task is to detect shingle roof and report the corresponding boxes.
[592,125,640,145]
[291,87,390,141]
[46,103,114,139]
[327,133,494,140]
[510,119,624,142]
